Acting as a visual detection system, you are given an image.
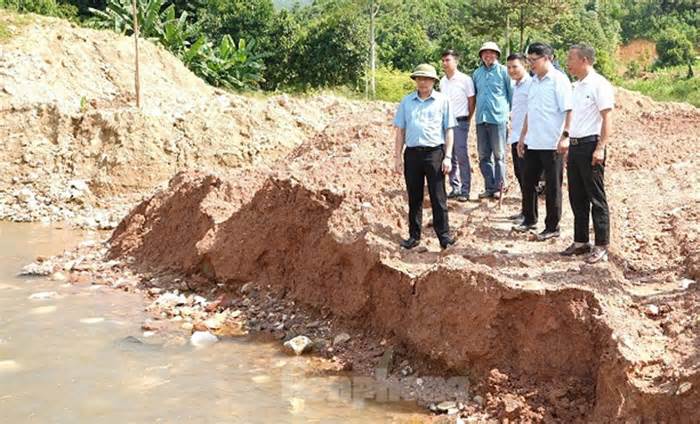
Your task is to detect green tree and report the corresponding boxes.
[656,28,695,68]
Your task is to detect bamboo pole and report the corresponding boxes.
[132,0,141,109]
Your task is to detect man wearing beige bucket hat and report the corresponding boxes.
[393,64,457,250]
[473,41,512,200]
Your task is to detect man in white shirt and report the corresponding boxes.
[514,42,572,241]
[440,49,476,202]
[506,53,531,223]
[561,44,614,264]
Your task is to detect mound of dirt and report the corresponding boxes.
[107,85,700,421]
[0,11,382,228]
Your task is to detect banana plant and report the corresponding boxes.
[89,0,165,39]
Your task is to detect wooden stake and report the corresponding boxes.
[132,0,141,109]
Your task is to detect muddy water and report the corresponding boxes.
[0,223,421,423]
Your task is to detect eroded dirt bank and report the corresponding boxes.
[105,95,700,421]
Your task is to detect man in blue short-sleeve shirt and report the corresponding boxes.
[393,64,457,250]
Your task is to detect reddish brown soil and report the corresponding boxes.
[107,89,700,422]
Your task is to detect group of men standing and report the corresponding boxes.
[393,41,614,264]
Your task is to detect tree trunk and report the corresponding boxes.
[505,12,510,58]
[369,1,377,98]
[519,5,525,52]
[132,0,141,109]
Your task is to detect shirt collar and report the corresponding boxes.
[536,67,557,82]
[482,61,500,70]
[515,73,531,86]
[445,70,463,81]
[411,90,437,101]
[578,68,598,84]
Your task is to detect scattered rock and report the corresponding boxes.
[677,382,692,395]
[190,331,218,348]
[333,332,351,346]
[79,317,105,324]
[18,261,54,276]
[436,401,457,412]
[645,304,660,317]
[473,395,484,407]
[28,291,59,300]
[283,335,313,356]
[181,322,194,331]
[0,360,20,372]
[29,305,57,314]
[51,272,67,282]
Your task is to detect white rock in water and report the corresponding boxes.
[283,335,313,356]
[79,317,104,324]
[0,360,20,372]
[436,401,457,412]
[154,292,188,308]
[18,261,54,276]
[28,291,59,300]
[29,305,57,315]
[190,331,218,347]
[51,272,67,282]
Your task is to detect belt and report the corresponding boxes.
[456,116,469,122]
[569,135,599,146]
[406,145,444,152]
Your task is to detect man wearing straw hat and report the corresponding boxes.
[393,63,457,250]
[473,41,512,200]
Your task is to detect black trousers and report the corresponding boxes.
[511,143,525,202]
[522,149,563,232]
[404,146,449,242]
[567,140,610,246]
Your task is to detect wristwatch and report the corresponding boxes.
[562,130,569,138]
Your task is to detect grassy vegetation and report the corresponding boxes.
[0,11,33,42]
[617,63,700,107]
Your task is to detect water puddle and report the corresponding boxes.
[0,223,423,423]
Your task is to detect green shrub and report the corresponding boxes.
[374,67,414,102]
[0,0,77,17]
[620,64,700,107]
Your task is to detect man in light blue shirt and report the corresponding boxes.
[393,64,457,250]
[473,41,512,199]
[514,42,572,241]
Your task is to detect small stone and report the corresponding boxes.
[240,282,254,294]
[283,335,313,356]
[28,291,59,300]
[436,401,457,412]
[51,272,67,282]
[645,304,660,316]
[190,331,218,348]
[29,305,57,314]
[447,408,459,415]
[0,360,20,372]
[333,332,351,346]
[181,322,194,331]
[473,395,484,407]
[79,317,104,324]
[677,382,692,395]
[193,321,208,332]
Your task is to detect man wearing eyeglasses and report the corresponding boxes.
[514,42,572,241]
